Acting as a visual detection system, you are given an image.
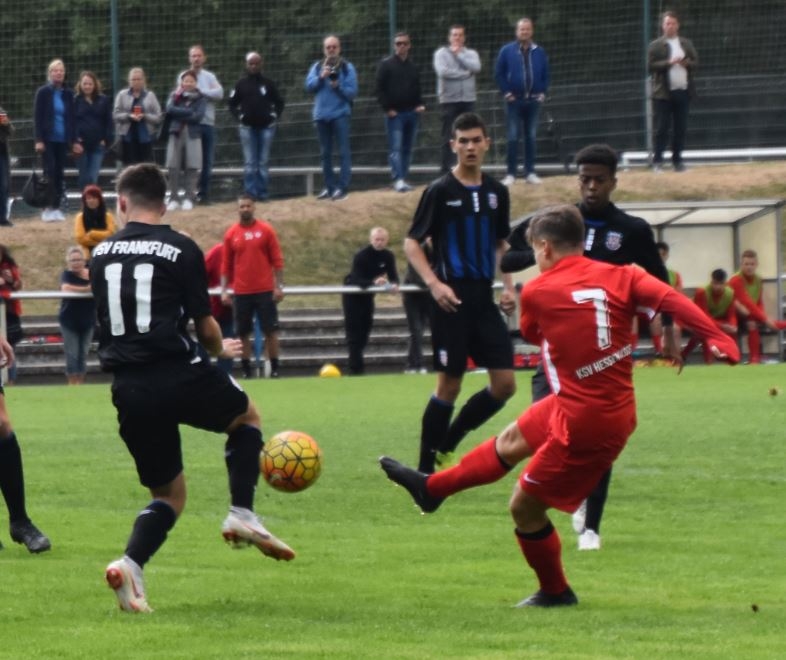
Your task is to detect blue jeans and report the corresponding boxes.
[0,153,8,222]
[77,145,105,192]
[61,324,94,376]
[239,125,275,200]
[505,98,542,176]
[315,115,351,193]
[385,111,419,181]
[199,124,215,200]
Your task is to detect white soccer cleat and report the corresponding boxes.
[105,557,153,613]
[221,506,295,561]
[577,529,601,551]
[571,500,587,534]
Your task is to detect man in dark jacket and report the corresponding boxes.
[647,11,698,172]
[375,32,425,193]
[228,52,285,201]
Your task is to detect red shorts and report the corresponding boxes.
[516,396,628,513]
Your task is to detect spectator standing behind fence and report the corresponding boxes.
[648,11,698,173]
[402,237,432,374]
[58,247,95,385]
[0,104,12,227]
[375,31,425,193]
[306,35,358,202]
[165,71,206,212]
[73,71,113,191]
[220,195,285,379]
[113,68,162,166]
[34,59,77,223]
[74,185,116,260]
[179,45,223,204]
[342,227,399,376]
[433,25,480,173]
[228,52,285,202]
[495,18,550,186]
[0,245,23,385]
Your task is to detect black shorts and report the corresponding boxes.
[234,292,280,336]
[430,280,514,377]
[111,358,249,488]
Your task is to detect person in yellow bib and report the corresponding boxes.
[682,269,737,363]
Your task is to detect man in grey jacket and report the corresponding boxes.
[433,25,481,172]
[647,11,698,172]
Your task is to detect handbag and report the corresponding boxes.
[22,156,51,208]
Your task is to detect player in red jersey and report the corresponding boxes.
[727,249,786,363]
[381,204,739,607]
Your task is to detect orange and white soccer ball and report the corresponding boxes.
[260,431,323,492]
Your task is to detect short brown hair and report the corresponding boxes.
[527,205,585,250]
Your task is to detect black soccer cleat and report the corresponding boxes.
[514,587,578,608]
[10,520,51,554]
[379,456,443,513]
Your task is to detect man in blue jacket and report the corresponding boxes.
[305,35,358,202]
[495,18,550,186]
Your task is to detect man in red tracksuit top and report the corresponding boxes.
[220,194,284,378]
[380,204,739,608]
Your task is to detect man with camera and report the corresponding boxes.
[305,35,358,202]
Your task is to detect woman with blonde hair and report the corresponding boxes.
[58,246,95,385]
[34,58,77,222]
[113,67,162,165]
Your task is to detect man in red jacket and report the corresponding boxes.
[220,195,285,378]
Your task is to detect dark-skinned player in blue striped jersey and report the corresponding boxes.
[402,112,517,475]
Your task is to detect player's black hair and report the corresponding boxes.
[527,205,585,250]
[711,268,727,283]
[574,144,619,175]
[117,163,167,209]
[452,112,488,138]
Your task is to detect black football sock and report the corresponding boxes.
[584,467,612,533]
[241,358,252,376]
[225,425,263,510]
[125,500,177,568]
[0,433,29,524]
[270,358,279,372]
[417,396,454,473]
[441,388,506,453]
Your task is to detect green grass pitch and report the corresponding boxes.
[1,365,785,659]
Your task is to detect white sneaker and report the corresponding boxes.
[181,199,194,211]
[394,179,413,192]
[105,557,153,613]
[166,200,180,212]
[525,173,542,185]
[578,529,601,551]
[51,209,66,221]
[41,209,53,222]
[571,500,587,534]
[221,506,295,561]
[501,175,515,187]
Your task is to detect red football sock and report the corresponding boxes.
[748,328,761,362]
[515,524,569,594]
[427,436,510,499]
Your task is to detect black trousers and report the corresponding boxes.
[342,293,374,375]
[653,90,690,166]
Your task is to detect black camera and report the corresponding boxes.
[328,67,339,81]
[325,57,340,80]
